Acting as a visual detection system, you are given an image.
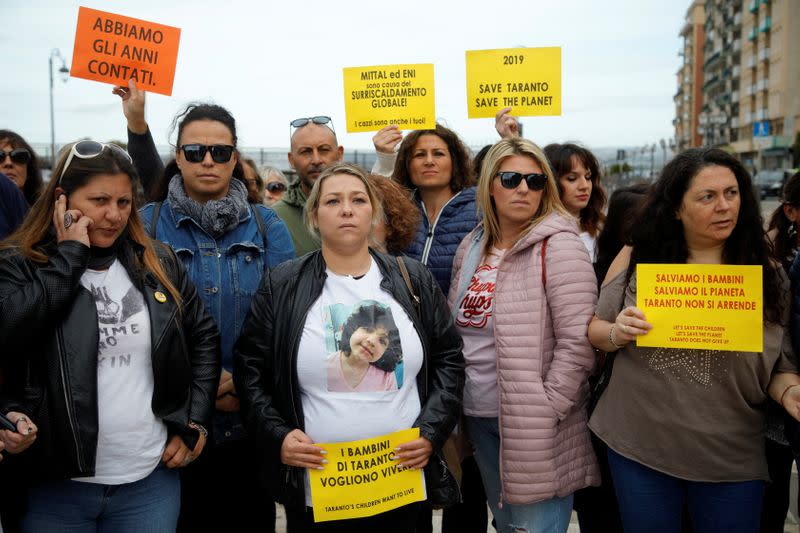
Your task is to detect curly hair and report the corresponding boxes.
[391,124,475,193]
[368,174,420,254]
[543,142,607,237]
[338,303,402,373]
[628,148,783,324]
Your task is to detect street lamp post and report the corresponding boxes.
[49,48,70,168]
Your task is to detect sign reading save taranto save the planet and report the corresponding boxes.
[308,428,424,522]
[636,264,763,352]
[343,64,435,133]
[70,6,181,96]
[465,47,561,118]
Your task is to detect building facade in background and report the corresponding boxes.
[674,0,799,171]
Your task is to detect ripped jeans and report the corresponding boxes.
[465,416,573,533]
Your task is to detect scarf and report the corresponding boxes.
[167,175,249,238]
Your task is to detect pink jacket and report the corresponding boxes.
[449,212,600,504]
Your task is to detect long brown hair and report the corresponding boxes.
[392,124,475,193]
[1,142,182,307]
[543,143,607,237]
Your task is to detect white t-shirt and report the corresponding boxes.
[579,231,596,262]
[297,258,424,505]
[455,248,503,417]
[75,260,167,485]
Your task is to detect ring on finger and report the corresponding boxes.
[63,212,74,229]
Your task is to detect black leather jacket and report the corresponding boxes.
[0,237,221,480]
[233,249,464,510]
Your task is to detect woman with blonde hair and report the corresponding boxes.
[234,162,464,531]
[449,138,599,532]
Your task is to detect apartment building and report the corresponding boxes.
[674,0,799,170]
[674,0,706,151]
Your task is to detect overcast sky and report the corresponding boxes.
[1,1,687,154]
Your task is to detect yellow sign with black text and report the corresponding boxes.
[636,264,763,352]
[343,64,435,133]
[308,428,425,522]
[466,47,561,118]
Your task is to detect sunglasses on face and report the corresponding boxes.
[496,171,548,191]
[59,140,132,185]
[266,181,286,193]
[179,144,235,164]
[289,116,335,135]
[0,148,31,165]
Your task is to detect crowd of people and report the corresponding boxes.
[1,82,800,533]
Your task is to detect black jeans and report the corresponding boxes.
[177,435,276,532]
[760,437,793,533]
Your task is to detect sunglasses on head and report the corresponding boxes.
[266,181,286,193]
[59,140,132,185]
[0,148,31,165]
[289,116,335,134]
[180,144,235,164]
[496,171,548,191]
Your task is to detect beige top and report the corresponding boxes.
[589,269,796,482]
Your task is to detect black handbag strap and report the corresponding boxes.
[396,256,420,317]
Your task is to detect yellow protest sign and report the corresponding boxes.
[636,264,763,352]
[466,47,561,118]
[309,428,425,522]
[343,64,435,133]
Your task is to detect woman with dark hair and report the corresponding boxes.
[0,140,220,531]
[593,183,650,283]
[588,148,800,532]
[543,143,606,260]
[241,157,266,204]
[234,162,464,532]
[113,81,295,532]
[761,171,800,533]
[327,303,403,392]
[0,129,44,206]
[371,124,480,295]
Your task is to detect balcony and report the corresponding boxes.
[732,90,740,102]
[733,39,742,52]
[748,27,758,41]
[758,47,771,61]
[734,12,743,25]
[745,112,753,124]
[747,55,757,68]
[704,50,722,68]
[760,16,772,32]
[733,65,741,78]
[732,117,740,128]
[757,78,768,91]
[749,0,759,13]
[747,84,756,96]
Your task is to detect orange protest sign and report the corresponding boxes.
[70,7,181,96]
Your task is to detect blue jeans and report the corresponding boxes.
[608,448,764,533]
[22,464,180,533]
[464,416,573,533]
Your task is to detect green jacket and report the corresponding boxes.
[272,181,320,256]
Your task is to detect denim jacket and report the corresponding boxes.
[140,200,295,442]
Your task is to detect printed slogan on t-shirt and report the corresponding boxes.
[308,428,425,522]
[70,6,181,96]
[636,264,763,352]
[343,64,435,133]
[466,47,561,118]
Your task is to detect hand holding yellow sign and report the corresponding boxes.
[466,47,561,118]
[308,428,425,522]
[636,264,763,352]
[343,64,435,133]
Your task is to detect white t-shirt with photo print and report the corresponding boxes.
[296,257,424,505]
[75,259,167,485]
